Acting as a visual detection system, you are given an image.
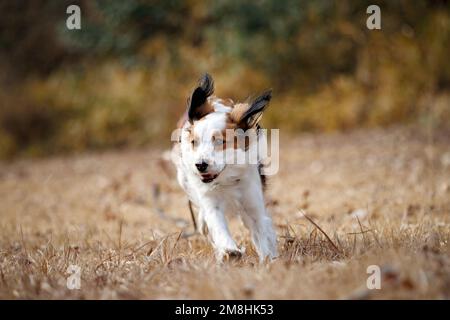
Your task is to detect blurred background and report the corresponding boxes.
[0,0,449,159]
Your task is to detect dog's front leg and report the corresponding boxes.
[240,178,278,262]
[201,198,242,260]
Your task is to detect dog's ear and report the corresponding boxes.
[187,73,214,123]
[232,90,272,130]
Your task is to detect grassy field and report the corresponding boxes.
[0,125,449,299]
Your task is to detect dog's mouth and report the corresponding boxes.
[200,173,219,183]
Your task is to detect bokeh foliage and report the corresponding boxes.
[0,0,449,158]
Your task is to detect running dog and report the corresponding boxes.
[171,73,278,262]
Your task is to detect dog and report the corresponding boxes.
[171,73,278,262]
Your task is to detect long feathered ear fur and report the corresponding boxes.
[239,89,272,129]
[187,73,214,122]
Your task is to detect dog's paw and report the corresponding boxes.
[220,246,245,262]
[225,249,242,259]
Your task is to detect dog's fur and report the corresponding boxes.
[171,74,278,261]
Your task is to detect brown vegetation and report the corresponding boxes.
[1,126,448,299]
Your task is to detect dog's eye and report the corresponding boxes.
[191,139,198,148]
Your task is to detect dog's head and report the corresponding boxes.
[180,73,272,183]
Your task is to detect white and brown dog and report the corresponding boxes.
[171,74,277,262]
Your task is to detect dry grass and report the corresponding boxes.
[0,126,449,299]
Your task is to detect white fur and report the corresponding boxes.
[171,104,278,262]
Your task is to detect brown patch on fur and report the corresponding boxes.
[222,119,266,188]
[228,103,250,129]
[220,118,239,150]
[224,108,259,150]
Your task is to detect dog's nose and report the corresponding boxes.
[195,161,208,173]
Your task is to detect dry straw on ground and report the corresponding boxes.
[0,126,449,299]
